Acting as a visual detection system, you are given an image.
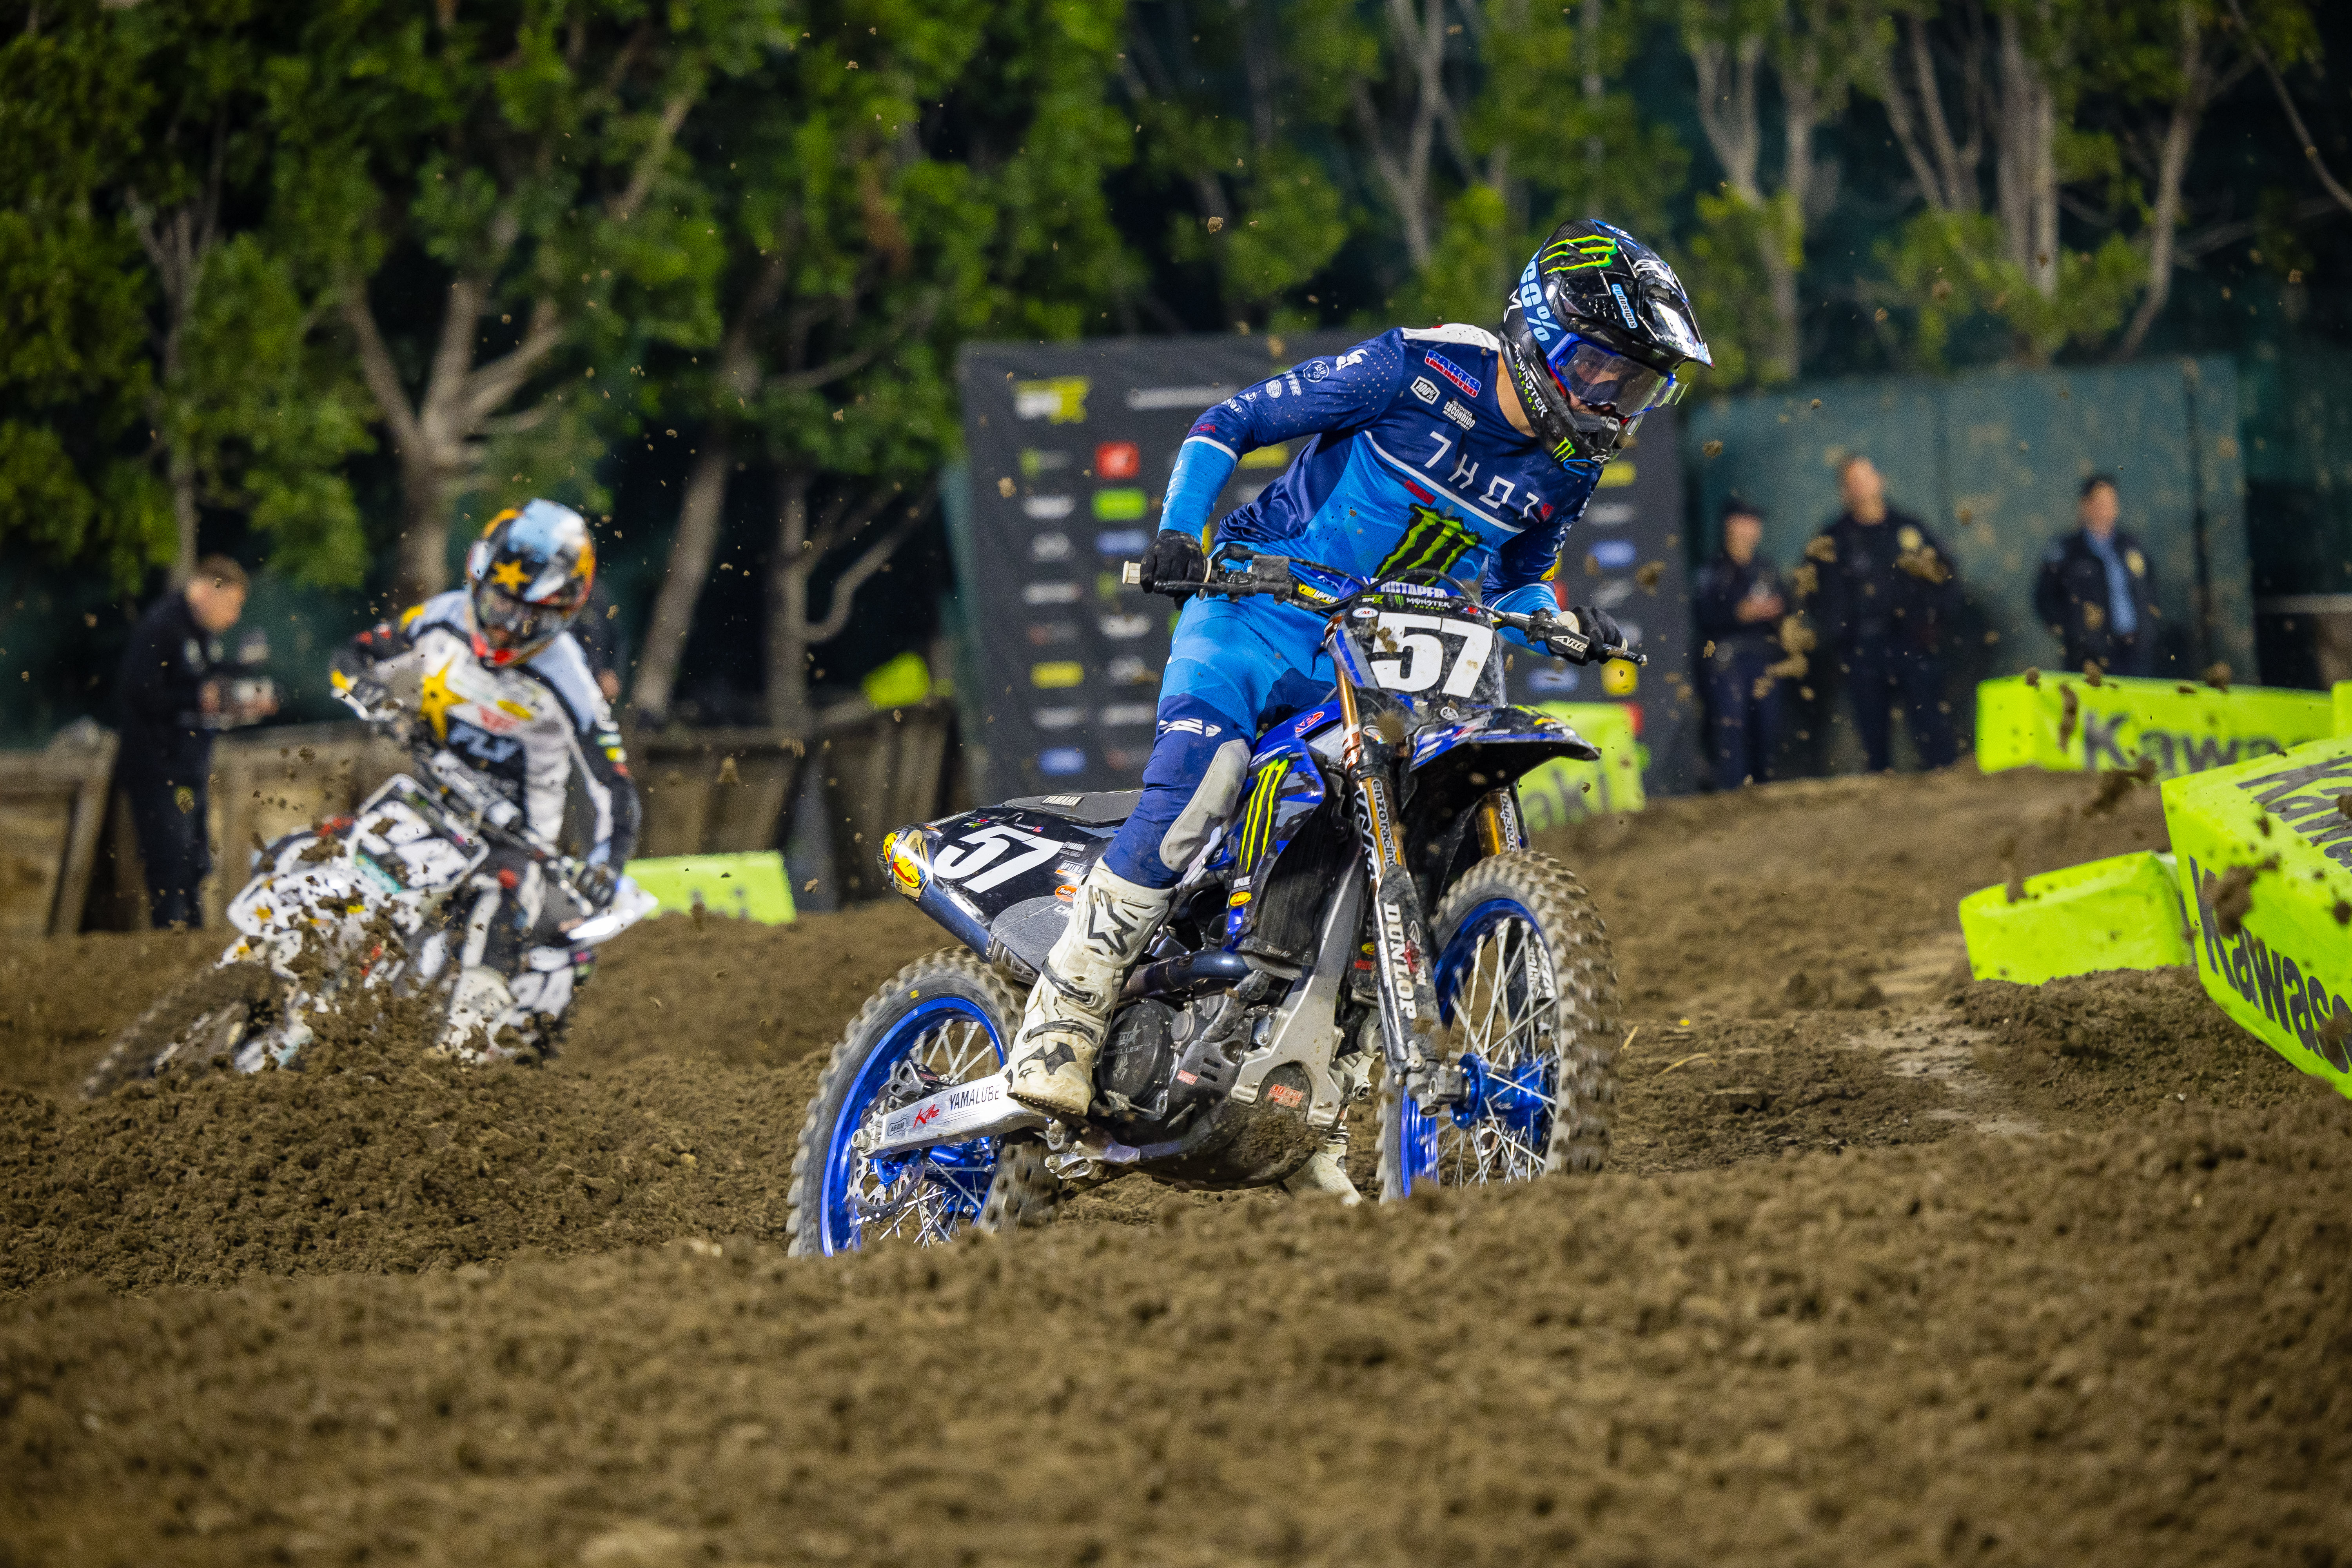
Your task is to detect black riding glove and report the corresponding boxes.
[575,860,619,911]
[1544,604,1628,666]
[1139,530,1207,601]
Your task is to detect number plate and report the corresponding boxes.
[1367,612,1495,697]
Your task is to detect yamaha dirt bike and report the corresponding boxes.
[786,546,1637,1256]
[81,690,655,1096]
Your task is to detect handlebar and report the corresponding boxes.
[1120,554,1649,668]
[336,685,594,893]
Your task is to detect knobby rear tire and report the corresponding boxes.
[80,962,288,1100]
[784,949,1062,1258]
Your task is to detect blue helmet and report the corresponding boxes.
[1499,219,1712,464]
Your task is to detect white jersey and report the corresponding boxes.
[337,590,639,864]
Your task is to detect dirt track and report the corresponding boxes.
[4,764,2348,1565]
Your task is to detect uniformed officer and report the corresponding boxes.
[113,556,277,927]
[2034,474,2156,677]
[1813,454,1958,772]
[1693,497,1786,788]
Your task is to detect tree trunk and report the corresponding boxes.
[632,436,732,724]
[766,466,816,733]
[2118,1,2205,358]
[1996,8,2059,299]
[168,448,199,585]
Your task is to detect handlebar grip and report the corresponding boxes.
[1121,561,1142,587]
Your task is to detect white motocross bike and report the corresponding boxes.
[82,693,655,1096]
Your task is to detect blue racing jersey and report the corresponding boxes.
[1163,325,1603,613]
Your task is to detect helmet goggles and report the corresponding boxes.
[1542,329,1685,421]
[475,586,559,653]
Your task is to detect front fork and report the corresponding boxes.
[1331,631,1455,1115]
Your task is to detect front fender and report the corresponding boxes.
[1401,707,1600,905]
[1408,705,1602,779]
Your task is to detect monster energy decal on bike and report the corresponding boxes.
[1375,504,1482,579]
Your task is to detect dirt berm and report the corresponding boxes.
[3,764,2347,1565]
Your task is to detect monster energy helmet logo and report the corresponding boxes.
[1543,232,1621,272]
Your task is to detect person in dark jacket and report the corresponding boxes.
[114,557,276,927]
[2034,474,2157,677]
[1813,454,1958,772]
[1693,497,1787,789]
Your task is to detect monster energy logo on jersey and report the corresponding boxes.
[1376,504,1481,578]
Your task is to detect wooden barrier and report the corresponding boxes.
[0,722,118,936]
[83,700,962,928]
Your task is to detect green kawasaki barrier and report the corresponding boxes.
[623,851,799,925]
[1516,702,1645,833]
[2161,735,2352,1100]
[1957,851,2192,984]
[1976,673,2335,779]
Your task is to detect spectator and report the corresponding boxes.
[1693,497,1787,788]
[114,558,276,927]
[2034,474,2156,677]
[1813,454,1958,772]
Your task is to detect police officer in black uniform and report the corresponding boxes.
[1814,454,1958,772]
[1693,496,1787,788]
[2034,474,2157,677]
[114,557,277,927]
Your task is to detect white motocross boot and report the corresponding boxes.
[434,965,514,1062]
[1004,863,1172,1120]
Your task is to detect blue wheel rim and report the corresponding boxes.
[817,993,1007,1256]
[1397,896,1559,1191]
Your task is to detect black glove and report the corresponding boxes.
[1139,530,1207,600]
[343,675,391,714]
[575,860,619,910]
[1545,604,1628,666]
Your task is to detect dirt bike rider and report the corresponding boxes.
[1003,218,1712,1136]
[330,499,641,1057]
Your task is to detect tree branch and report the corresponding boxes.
[610,85,698,223]
[460,298,566,427]
[806,495,930,644]
[339,285,425,457]
[2223,0,2352,216]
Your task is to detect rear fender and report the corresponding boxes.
[880,806,1117,975]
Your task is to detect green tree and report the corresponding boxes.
[1678,0,1882,385]
[0,0,372,589]
[272,0,790,604]
[628,0,1134,729]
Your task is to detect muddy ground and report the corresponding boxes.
[3,764,2347,1565]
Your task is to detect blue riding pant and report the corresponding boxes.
[1101,595,1334,887]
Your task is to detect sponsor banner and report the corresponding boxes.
[1955,850,2191,985]
[622,851,796,925]
[1975,672,2336,779]
[955,332,1361,801]
[1514,702,1646,831]
[2161,735,2352,1100]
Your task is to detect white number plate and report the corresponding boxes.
[933,824,1083,894]
[1367,613,1495,697]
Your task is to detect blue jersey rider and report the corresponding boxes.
[1004,219,1713,1122]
